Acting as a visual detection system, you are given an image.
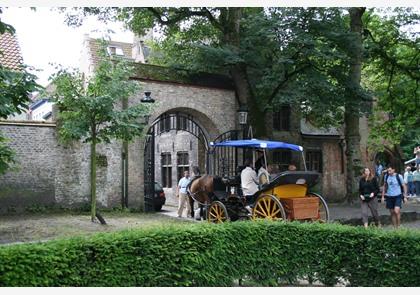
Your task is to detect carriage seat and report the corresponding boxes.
[258,171,320,192]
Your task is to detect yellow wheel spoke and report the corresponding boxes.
[263,198,269,212]
[271,208,280,217]
[257,202,268,216]
[253,208,266,217]
[208,203,227,223]
[209,212,218,218]
[270,201,277,216]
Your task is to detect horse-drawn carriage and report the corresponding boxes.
[188,139,329,223]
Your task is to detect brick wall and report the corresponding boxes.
[0,122,123,213]
[0,123,57,212]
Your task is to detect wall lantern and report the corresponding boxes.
[237,104,249,126]
[141,91,155,103]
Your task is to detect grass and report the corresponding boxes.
[0,209,193,245]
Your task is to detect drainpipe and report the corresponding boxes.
[122,97,129,208]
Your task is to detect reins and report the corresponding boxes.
[187,177,210,207]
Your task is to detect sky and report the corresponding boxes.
[2,7,134,87]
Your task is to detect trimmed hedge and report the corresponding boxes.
[0,221,419,286]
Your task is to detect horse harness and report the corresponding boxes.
[187,176,211,207]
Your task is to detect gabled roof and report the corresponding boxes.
[0,32,23,71]
[29,99,49,111]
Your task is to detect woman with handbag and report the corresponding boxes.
[359,167,381,228]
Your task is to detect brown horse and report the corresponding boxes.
[187,174,214,218]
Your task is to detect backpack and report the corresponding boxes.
[384,173,404,195]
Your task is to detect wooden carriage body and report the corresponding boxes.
[258,172,321,220]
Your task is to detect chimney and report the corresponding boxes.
[132,30,153,63]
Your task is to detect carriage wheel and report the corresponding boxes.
[207,201,229,223]
[252,194,286,221]
[308,192,330,223]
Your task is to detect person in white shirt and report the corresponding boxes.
[177,170,191,218]
[257,159,270,188]
[403,166,415,197]
[241,159,259,206]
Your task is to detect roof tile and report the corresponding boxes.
[0,32,24,71]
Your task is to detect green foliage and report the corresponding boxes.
[0,134,15,174]
[50,41,152,220]
[363,8,420,155]
[0,221,419,287]
[122,7,370,128]
[50,42,151,144]
[0,66,39,119]
[0,8,15,34]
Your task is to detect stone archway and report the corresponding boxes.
[143,109,219,211]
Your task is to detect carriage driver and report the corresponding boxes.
[241,158,259,213]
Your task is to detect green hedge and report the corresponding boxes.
[0,221,419,286]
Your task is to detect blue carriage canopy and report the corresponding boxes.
[210,139,303,152]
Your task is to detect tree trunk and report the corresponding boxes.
[345,8,366,203]
[90,127,97,222]
[224,7,267,137]
[229,65,267,137]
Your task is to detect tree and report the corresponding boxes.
[344,7,366,202]
[62,8,270,134]
[0,8,40,174]
[124,7,369,201]
[363,8,419,162]
[50,43,151,222]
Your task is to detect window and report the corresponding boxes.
[107,46,124,56]
[177,152,189,181]
[273,151,292,171]
[176,115,188,131]
[273,105,291,131]
[161,153,172,188]
[306,150,322,173]
[159,115,171,133]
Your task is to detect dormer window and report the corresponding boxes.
[107,46,124,56]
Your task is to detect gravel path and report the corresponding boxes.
[0,208,192,245]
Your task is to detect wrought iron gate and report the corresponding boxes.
[143,131,155,212]
[143,112,210,212]
[210,129,245,177]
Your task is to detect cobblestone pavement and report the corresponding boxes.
[162,197,420,227]
[329,197,420,226]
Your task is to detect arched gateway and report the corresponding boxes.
[144,112,211,211]
[143,111,246,212]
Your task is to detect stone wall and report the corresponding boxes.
[0,121,123,213]
[0,79,237,213]
[154,130,200,205]
[128,80,238,209]
[0,122,57,212]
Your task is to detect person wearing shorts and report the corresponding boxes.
[381,165,408,229]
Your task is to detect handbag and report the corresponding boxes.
[363,193,373,201]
